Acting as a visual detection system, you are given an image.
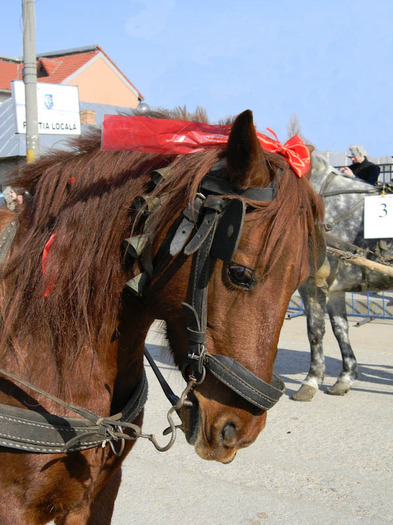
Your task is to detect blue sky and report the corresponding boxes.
[1,0,392,156]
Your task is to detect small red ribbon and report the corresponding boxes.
[102,115,310,177]
[42,232,57,297]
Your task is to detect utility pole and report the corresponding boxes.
[22,0,39,163]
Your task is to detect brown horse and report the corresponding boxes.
[0,109,324,524]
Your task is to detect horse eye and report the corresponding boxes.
[227,264,256,289]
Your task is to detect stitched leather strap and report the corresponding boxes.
[207,354,285,410]
[0,368,148,453]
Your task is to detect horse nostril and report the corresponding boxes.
[221,422,237,444]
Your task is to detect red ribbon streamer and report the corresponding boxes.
[42,232,57,297]
[102,115,310,177]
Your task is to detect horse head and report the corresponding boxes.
[0,107,324,522]
[137,110,323,463]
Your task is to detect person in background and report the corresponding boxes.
[5,187,26,211]
[340,145,380,185]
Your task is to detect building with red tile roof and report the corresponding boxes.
[0,45,145,182]
[0,45,143,107]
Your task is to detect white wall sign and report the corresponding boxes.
[364,195,393,239]
[12,80,81,135]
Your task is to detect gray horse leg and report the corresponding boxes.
[325,292,358,395]
[292,283,327,401]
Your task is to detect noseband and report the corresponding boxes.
[126,160,285,412]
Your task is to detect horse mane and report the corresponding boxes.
[0,108,324,367]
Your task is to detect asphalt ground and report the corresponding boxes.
[112,314,393,525]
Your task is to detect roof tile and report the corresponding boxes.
[37,50,99,84]
[0,61,23,90]
[0,45,143,101]
[0,50,99,90]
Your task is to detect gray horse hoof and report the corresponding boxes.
[326,381,351,396]
[291,384,317,402]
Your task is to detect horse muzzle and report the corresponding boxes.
[180,389,267,464]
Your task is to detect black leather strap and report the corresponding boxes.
[207,354,285,410]
[201,174,277,202]
[184,205,219,256]
[169,196,205,256]
[0,368,148,453]
[125,162,284,416]
[144,347,179,406]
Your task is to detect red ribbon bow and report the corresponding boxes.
[256,128,311,177]
[102,115,310,177]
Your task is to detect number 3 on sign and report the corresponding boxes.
[379,203,387,218]
[364,195,393,238]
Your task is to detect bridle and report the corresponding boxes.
[0,159,286,456]
[125,159,286,428]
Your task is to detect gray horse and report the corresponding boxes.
[293,153,393,401]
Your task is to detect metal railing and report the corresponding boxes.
[287,291,393,323]
[293,162,393,323]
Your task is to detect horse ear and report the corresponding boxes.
[226,110,271,189]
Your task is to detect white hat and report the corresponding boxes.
[347,145,367,158]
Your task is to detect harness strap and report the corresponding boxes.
[179,191,285,410]
[180,302,284,410]
[169,195,205,256]
[322,189,378,197]
[325,232,367,256]
[144,347,179,406]
[325,199,364,231]
[127,164,284,415]
[0,366,148,453]
[201,174,277,201]
[184,203,220,256]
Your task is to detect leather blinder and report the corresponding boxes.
[210,199,246,262]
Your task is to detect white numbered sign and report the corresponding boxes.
[364,195,393,239]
